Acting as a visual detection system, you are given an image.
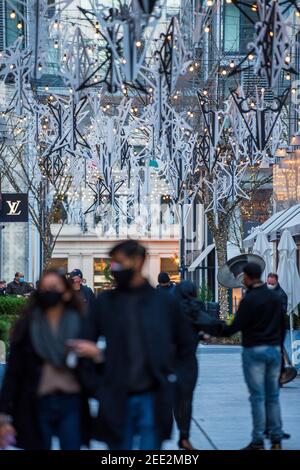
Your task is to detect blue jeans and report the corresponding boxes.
[242,345,283,444]
[111,392,161,450]
[37,393,81,450]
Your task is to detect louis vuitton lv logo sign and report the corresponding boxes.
[0,193,28,222]
[6,200,22,216]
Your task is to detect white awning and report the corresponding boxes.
[243,204,300,248]
[188,243,215,272]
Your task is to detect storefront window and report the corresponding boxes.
[160,256,180,283]
[94,258,112,293]
[49,258,68,273]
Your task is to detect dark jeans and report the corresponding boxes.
[37,393,81,450]
[242,345,283,444]
[110,392,161,450]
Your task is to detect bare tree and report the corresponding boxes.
[0,119,74,270]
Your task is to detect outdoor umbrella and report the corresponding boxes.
[277,229,300,364]
[253,230,273,281]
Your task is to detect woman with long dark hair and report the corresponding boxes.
[0,269,94,450]
[174,280,222,450]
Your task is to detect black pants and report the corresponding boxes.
[173,387,194,440]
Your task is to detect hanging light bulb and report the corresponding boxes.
[204,25,210,33]
[221,69,227,76]
[229,60,235,68]
[136,40,142,48]
[53,20,59,29]
[10,10,16,19]
[17,21,23,30]
[206,0,213,6]
[54,40,59,49]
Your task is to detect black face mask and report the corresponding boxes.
[111,268,134,289]
[36,290,63,309]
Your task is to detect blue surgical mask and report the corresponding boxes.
[18,277,25,283]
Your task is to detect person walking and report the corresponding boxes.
[6,272,34,296]
[173,280,222,450]
[69,269,94,308]
[0,269,93,450]
[69,240,195,451]
[222,262,285,450]
[156,272,176,293]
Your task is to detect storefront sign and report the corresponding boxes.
[0,193,28,222]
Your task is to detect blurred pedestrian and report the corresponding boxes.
[69,269,94,308]
[6,272,34,296]
[174,280,222,450]
[0,281,6,296]
[0,269,93,450]
[69,240,194,450]
[156,272,176,293]
[222,262,285,450]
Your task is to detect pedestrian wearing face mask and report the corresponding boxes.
[69,239,195,450]
[69,269,95,309]
[266,273,288,315]
[221,263,286,450]
[6,272,34,296]
[0,269,94,450]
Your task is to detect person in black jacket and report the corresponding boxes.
[267,273,288,315]
[68,240,195,450]
[173,281,223,450]
[69,269,95,308]
[6,272,34,296]
[0,269,93,450]
[222,262,285,450]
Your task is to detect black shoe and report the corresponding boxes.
[178,438,197,451]
[271,442,282,450]
[241,441,265,450]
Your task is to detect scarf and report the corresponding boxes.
[30,308,81,369]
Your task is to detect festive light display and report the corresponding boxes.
[0,0,296,271]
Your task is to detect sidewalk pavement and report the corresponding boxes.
[166,345,300,450]
[87,345,300,450]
